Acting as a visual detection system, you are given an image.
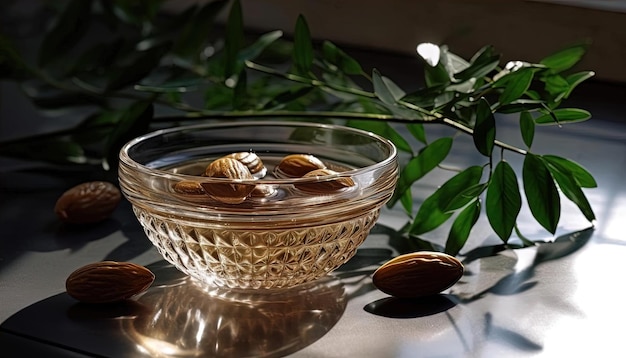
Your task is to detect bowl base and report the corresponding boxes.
[134,206,380,290]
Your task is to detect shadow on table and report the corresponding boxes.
[457,226,595,302]
[1,260,347,358]
[364,294,458,319]
[0,166,154,276]
[0,215,594,357]
[347,224,594,355]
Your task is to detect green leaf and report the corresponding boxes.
[434,92,455,109]
[545,158,596,222]
[446,78,477,94]
[347,120,412,153]
[455,45,500,81]
[540,44,587,73]
[104,101,154,169]
[238,30,284,63]
[262,86,314,110]
[38,0,92,67]
[204,84,234,109]
[228,30,284,78]
[498,68,534,105]
[445,183,488,212]
[486,161,522,241]
[72,110,123,149]
[135,72,205,93]
[293,15,314,75]
[406,123,427,144]
[408,192,454,235]
[77,109,122,129]
[563,71,595,99]
[523,153,561,234]
[68,38,125,76]
[399,189,413,215]
[534,108,591,125]
[543,73,570,97]
[408,167,482,236]
[373,69,406,105]
[224,0,244,78]
[172,0,228,61]
[424,62,450,88]
[108,0,162,25]
[473,98,496,156]
[497,99,546,114]
[20,81,104,109]
[233,69,248,110]
[519,110,535,148]
[321,41,364,75]
[541,155,597,188]
[401,86,442,109]
[437,166,484,212]
[105,44,170,91]
[445,200,481,256]
[390,137,453,206]
[407,235,441,252]
[443,51,471,75]
[0,137,86,165]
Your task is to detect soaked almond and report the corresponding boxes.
[173,180,206,195]
[274,154,326,178]
[202,157,255,204]
[295,169,355,193]
[226,152,267,179]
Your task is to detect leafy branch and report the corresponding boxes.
[0,0,597,255]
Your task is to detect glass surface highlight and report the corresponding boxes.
[119,121,398,289]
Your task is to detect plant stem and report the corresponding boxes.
[245,60,527,155]
[0,109,526,156]
[245,60,376,98]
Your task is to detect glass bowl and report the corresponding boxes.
[118,120,398,290]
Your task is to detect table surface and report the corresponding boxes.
[2,50,626,357]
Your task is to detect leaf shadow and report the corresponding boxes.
[483,312,543,352]
[367,223,594,303]
[459,226,595,303]
[102,201,154,262]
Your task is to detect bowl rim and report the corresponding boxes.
[119,120,398,185]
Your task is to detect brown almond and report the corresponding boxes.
[250,184,276,198]
[274,154,326,178]
[202,157,255,204]
[54,181,121,224]
[372,252,464,298]
[66,261,155,303]
[295,168,355,193]
[173,180,206,195]
[226,152,267,179]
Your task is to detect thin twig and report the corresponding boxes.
[244,60,528,156]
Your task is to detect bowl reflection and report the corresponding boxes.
[125,274,347,357]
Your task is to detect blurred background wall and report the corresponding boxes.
[166,0,626,83]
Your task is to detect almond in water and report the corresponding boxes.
[225,152,267,179]
[274,154,327,178]
[202,157,255,204]
[372,252,464,298]
[295,168,355,193]
[173,180,206,195]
